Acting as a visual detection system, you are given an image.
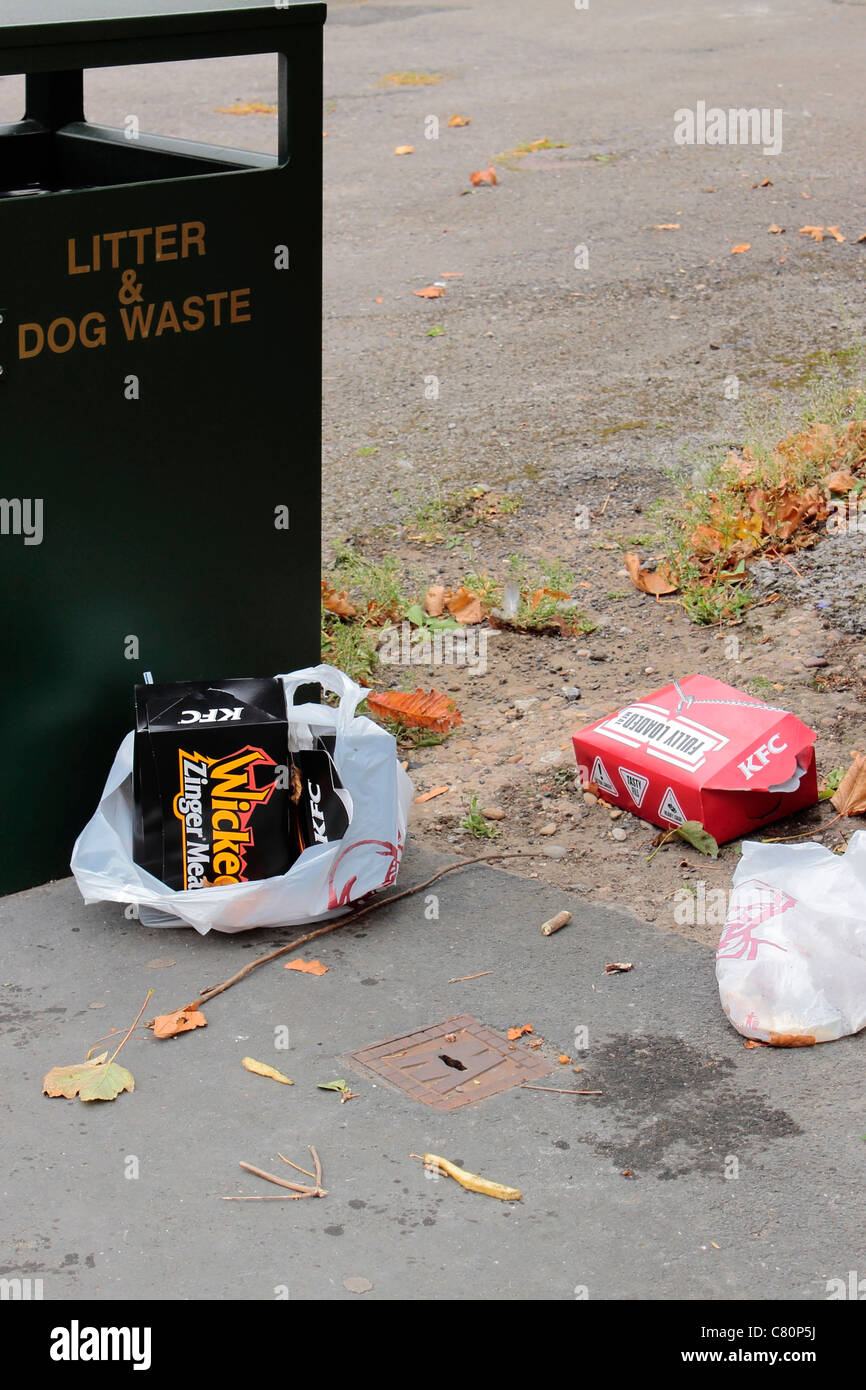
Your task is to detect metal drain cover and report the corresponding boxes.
[342,1015,555,1111]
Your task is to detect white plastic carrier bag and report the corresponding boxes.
[716,832,866,1045]
[71,665,414,934]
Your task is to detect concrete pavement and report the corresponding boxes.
[1,842,862,1301]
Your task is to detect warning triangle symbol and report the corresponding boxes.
[590,757,617,797]
[658,786,685,825]
[618,767,649,808]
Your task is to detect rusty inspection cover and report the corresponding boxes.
[341,1015,555,1111]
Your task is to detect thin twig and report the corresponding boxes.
[238,1162,317,1194]
[222,1194,309,1202]
[448,971,494,983]
[88,1027,151,1052]
[646,827,677,863]
[108,990,153,1064]
[762,811,845,843]
[766,549,803,580]
[311,1146,324,1194]
[520,1084,603,1096]
[277,1153,316,1179]
[146,851,533,1019]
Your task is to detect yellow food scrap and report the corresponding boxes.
[241,1057,294,1086]
[422,1153,522,1202]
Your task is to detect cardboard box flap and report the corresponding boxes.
[136,678,285,732]
[703,711,817,793]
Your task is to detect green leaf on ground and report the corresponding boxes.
[674,820,720,857]
[819,766,846,800]
[404,603,460,631]
[43,1054,135,1103]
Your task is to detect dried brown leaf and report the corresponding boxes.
[444,585,484,624]
[624,552,678,595]
[321,580,357,618]
[425,584,445,617]
[284,958,329,976]
[366,688,463,734]
[152,1005,207,1039]
[413,785,450,803]
[831,753,866,816]
[824,470,856,495]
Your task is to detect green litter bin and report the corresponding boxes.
[0,1,326,894]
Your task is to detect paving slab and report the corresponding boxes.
[1,842,862,1302]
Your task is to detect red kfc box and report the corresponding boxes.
[572,675,817,845]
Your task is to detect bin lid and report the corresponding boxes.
[0,1,325,36]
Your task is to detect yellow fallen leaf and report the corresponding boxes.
[216,101,277,115]
[242,1057,294,1086]
[394,144,414,155]
[799,225,825,242]
[421,1153,522,1202]
[448,114,471,127]
[731,243,750,254]
[826,225,845,243]
[767,224,784,234]
[654,223,680,230]
[736,513,764,544]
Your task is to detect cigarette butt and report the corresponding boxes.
[541,910,571,936]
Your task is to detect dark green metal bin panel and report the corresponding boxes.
[0,2,326,894]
